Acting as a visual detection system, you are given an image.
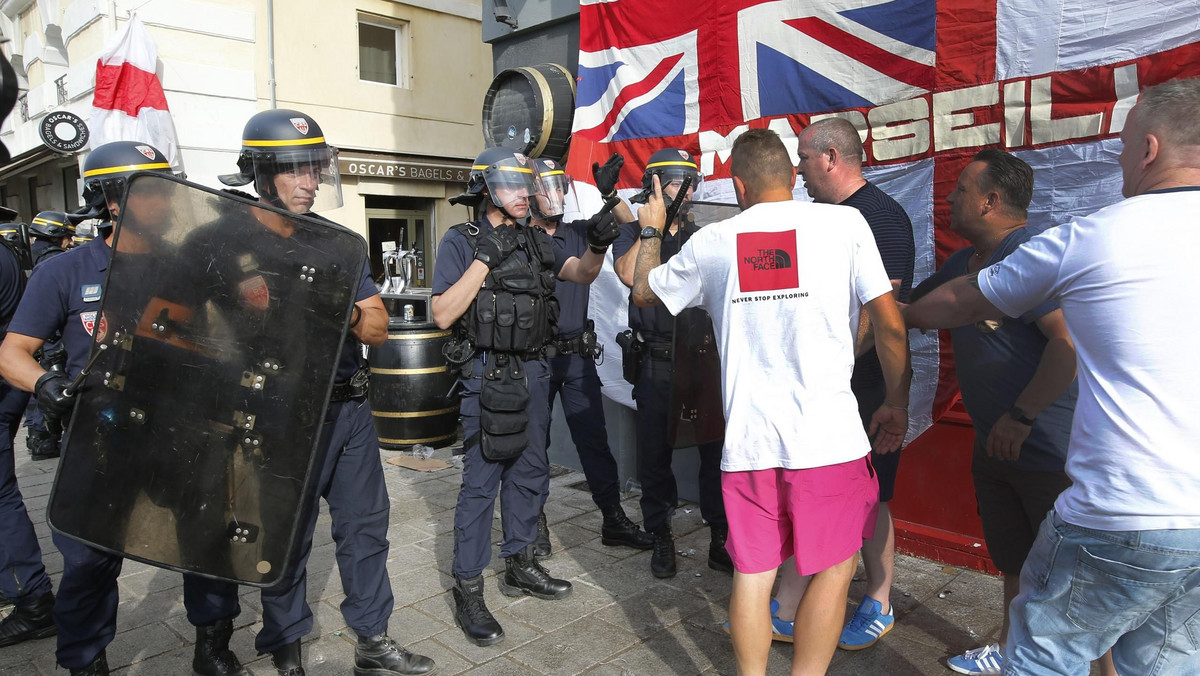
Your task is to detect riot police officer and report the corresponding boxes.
[432,147,615,647]
[526,158,649,558]
[215,108,433,676]
[0,141,246,675]
[611,148,730,578]
[22,210,73,461]
[0,206,55,649]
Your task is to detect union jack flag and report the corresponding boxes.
[575,0,1200,445]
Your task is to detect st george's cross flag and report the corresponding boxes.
[89,15,184,172]
[568,0,1200,440]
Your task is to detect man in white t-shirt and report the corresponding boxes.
[629,128,911,675]
[905,78,1200,675]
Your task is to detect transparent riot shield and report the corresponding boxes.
[669,201,741,449]
[48,173,366,587]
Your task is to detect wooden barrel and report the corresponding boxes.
[368,319,460,449]
[482,63,576,162]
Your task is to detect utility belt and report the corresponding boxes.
[329,367,370,402]
[551,320,601,359]
[615,330,673,384]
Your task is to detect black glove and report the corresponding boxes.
[473,226,519,269]
[592,153,624,198]
[584,198,622,251]
[35,371,75,420]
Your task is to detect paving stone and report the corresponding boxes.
[593,582,712,638]
[603,618,733,676]
[435,607,543,664]
[460,655,546,675]
[501,579,617,633]
[508,616,638,676]
[106,621,187,670]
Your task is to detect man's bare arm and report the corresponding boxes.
[864,291,911,454]
[904,273,1005,330]
[559,248,605,285]
[0,333,49,392]
[431,261,490,329]
[631,238,664,307]
[351,294,389,348]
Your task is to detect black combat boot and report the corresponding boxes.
[707,523,734,574]
[270,640,305,676]
[452,575,503,647]
[0,591,56,647]
[193,618,248,676]
[650,525,677,579]
[353,633,436,675]
[499,545,572,600]
[26,428,59,460]
[599,504,654,549]
[532,509,552,559]
[70,651,109,675]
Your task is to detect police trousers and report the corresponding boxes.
[453,356,551,580]
[633,350,726,533]
[0,381,51,604]
[546,352,620,508]
[256,397,393,654]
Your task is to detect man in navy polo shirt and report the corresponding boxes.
[0,142,246,676]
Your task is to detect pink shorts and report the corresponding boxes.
[721,457,879,576]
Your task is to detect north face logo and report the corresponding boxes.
[743,248,792,271]
[737,231,799,293]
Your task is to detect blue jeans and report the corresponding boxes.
[1005,510,1200,675]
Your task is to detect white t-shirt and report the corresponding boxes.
[648,199,893,471]
[977,189,1200,531]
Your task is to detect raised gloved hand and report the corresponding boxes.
[584,198,622,252]
[35,371,75,419]
[591,153,624,198]
[473,226,519,269]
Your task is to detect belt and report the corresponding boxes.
[552,336,584,355]
[329,367,370,402]
[644,342,673,361]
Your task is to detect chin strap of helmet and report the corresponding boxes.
[255,173,288,211]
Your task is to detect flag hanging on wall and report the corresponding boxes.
[569,0,1200,440]
[89,15,183,172]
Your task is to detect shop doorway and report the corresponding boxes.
[365,206,432,288]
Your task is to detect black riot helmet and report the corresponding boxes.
[76,141,173,223]
[0,222,31,270]
[219,108,343,213]
[466,146,542,218]
[28,211,73,241]
[631,148,702,204]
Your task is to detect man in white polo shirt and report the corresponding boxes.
[905,77,1200,675]
[629,128,911,675]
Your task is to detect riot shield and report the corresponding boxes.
[668,201,741,449]
[48,173,366,587]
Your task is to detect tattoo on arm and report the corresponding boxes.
[632,238,663,306]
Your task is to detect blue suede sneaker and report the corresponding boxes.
[838,596,894,650]
[721,599,795,643]
[947,643,1003,674]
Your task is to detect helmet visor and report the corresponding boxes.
[533,169,570,219]
[252,145,343,214]
[483,156,542,215]
[650,163,702,197]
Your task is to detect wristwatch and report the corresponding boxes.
[639,226,663,240]
[1009,406,1036,426]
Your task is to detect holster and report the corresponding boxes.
[615,329,644,385]
[479,352,530,461]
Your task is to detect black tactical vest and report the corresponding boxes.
[452,222,559,354]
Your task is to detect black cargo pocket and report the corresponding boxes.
[479,358,530,461]
[493,291,516,351]
[511,294,535,351]
[474,290,496,350]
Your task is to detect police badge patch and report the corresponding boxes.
[80,283,102,302]
[239,275,270,310]
[136,145,157,160]
[80,311,97,336]
[677,150,689,160]
[290,118,310,135]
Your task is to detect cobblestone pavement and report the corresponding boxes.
[1,440,1012,675]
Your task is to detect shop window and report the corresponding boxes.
[358,15,408,87]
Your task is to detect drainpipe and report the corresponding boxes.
[267,0,276,108]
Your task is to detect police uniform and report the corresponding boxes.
[545,220,621,506]
[0,237,52,645]
[434,217,566,579]
[611,216,727,574]
[182,214,395,655]
[6,237,242,669]
[23,223,70,461]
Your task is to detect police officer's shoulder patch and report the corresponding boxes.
[80,310,97,336]
[81,283,102,302]
[239,275,270,310]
